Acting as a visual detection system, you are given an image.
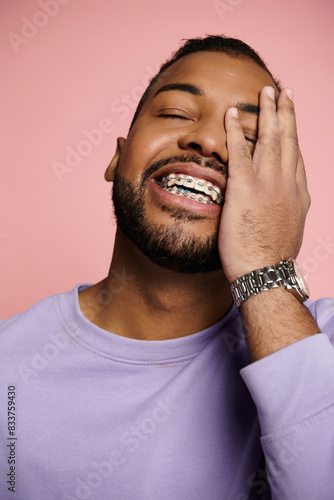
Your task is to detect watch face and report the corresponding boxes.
[293,261,310,297]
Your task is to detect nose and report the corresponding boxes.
[178,118,228,165]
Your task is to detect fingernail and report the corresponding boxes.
[230,107,238,118]
[286,88,294,102]
[266,87,275,100]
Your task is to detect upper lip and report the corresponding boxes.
[151,162,227,193]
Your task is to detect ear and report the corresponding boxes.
[104,137,126,182]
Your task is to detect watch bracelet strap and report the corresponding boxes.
[230,260,296,309]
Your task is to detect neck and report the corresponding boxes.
[79,229,233,341]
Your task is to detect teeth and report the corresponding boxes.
[159,173,223,205]
[184,177,195,189]
[195,180,205,192]
[165,188,211,204]
[204,183,221,199]
[204,183,213,195]
[210,190,218,201]
[175,175,184,186]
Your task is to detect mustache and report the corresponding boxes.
[141,154,228,185]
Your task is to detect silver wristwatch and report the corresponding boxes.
[231,258,310,309]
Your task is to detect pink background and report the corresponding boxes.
[1,0,333,319]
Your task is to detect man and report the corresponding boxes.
[1,35,334,500]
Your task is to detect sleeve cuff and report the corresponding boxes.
[240,333,334,436]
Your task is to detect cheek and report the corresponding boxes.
[120,127,178,177]
[134,122,176,150]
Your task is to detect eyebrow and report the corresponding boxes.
[153,82,260,117]
[153,83,204,98]
[235,102,259,116]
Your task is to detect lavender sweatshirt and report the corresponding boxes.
[1,284,334,500]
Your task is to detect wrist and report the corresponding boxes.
[240,287,319,361]
[230,258,310,309]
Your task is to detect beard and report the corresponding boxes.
[111,155,224,274]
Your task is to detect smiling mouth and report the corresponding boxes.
[156,173,224,205]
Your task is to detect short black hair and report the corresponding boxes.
[129,34,281,131]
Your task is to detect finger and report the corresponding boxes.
[253,86,281,173]
[276,88,299,175]
[225,107,253,179]
[295,147,307,184]
[295,151,311,216]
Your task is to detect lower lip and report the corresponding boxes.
[150,180,222,214]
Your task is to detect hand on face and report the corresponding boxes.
[219,86,310,283]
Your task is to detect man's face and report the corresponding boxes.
[108,52,277,273]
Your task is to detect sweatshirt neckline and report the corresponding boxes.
[56,283,238,364]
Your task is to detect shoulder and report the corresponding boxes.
[0,286,85,385]
[1,293,57,332]
[0,284,84,339]
[0,295,61,359]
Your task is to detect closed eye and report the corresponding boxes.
[159,112,257,143]
[159,113,190,120]
[245,137,257,144]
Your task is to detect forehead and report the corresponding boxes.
[150,51,277,101]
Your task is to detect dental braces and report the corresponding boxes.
[161,175,223,200]
[164,186,216,204]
